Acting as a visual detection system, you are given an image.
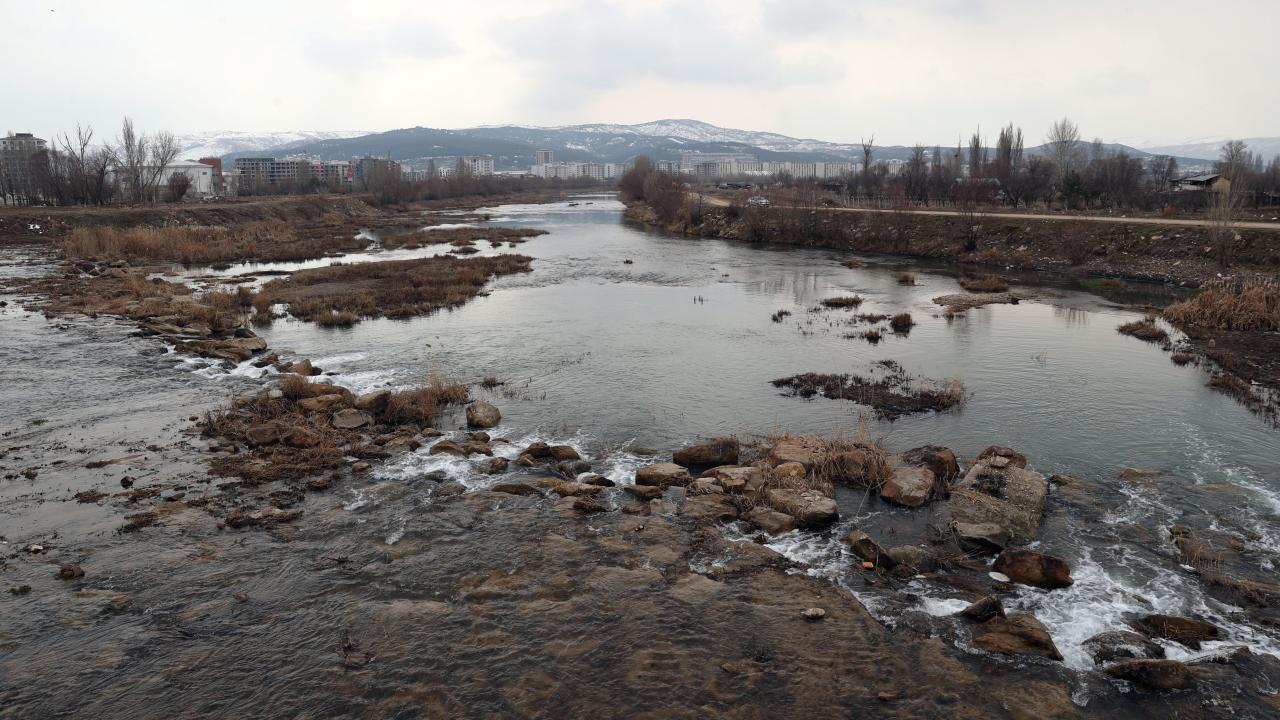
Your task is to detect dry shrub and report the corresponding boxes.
[862,328,882,343]
[1170,352,1196,366]
[382,379,469,425]
[820,296,864,309]
[61,220,366,267]
[890,313,915,333]
[315,309,357,328]
[895,271,916,285]
[1163,278,1280,332]
[1117,316,1169,343]
[958,275,1009,293]
[280,374,313,400]
[771,309,792,323]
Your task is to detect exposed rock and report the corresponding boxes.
[289,359,320,376]
[549,482,602,497]
[690,478,725,495]
[490,483,543,497]
[487,457,510,474]
[521,442,552,459]
[306,476,335,491]
[747,507,798,535]
[900,445,960,485]
[772,461,806,479]
[1129,614,1220,650]
[572,496,608,513]
[58,564,85,580]
[468,431,491,442]
[383,436,421,454]
[351,461,371,473]
[244,424,279,447]
[465,401,501,429]
[712,466,762,493]
[429,439,467,457]
[298,394,348,412]
[954,522,1011,554]
[992,548,1073,589]
[948,459,1047,544]
[1105,659,1197,690]
[283,427,322,448]
[844,530,896,569]
[672,437,739,468]
[579,474,614,487]
[958,595,1005,623]
[880,466,935,508]
[354,389,392,414]
[977,446,1027,469]
[549,445,581,461]
[766,489,838,528]
[331,409,372,429]
[623,484,663,500]
[1083,631,1166,665]
[801,607,826,621]
[887,545,938,572]
[556,460,592,477]
[767,438,822,469]
[635,462,692,488]
[1119,467,1166,480]
[225,507,303,529]
[970,613,1063,661]
[1169,525,1280,611]
[681,494,739,523]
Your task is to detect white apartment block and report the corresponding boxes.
[463,155,495,176]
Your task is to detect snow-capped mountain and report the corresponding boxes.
[174,130,369,161]
[1137,136,1280,163]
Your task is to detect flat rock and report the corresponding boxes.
[1129,614,1220,650]
[1084,630,1166,665]
[672,437,739,468]
[747,507,798,535]
[766,488,837,528]
[992,548,1073,589]
[465,401,501,429]
[681,494,739,523]
[635,462,692,488]
[880,466,935,508]
[1105,659,1197,690]
[844,530,896,569]
[970,613,1063,661]
[331,409,372,429]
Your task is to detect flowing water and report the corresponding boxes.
[3,195,1280,717]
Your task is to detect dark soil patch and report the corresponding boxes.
[771,361,966,420]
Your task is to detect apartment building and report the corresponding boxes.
[535,149,555,165]
[0,133,49,203]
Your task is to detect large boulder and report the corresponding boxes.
[957,595,1005,623]
[635,462,692,488]
[887,545,938,573]
[244,424,279,447]
[947,458,1047,544]
[712,466,763,494]
[768,438,823,469]
[977,446,1027,469]
[969,613,1063,661]
[331,409,373,430]
[623,484,663,501]
[681,494,739,524]
[844,530,896,569]
[672,438,739,468]
[354,389,392,414]
[549,482,602,497]
[299,394,348,412]
[900,445,960,485]
[1105,659,1197,690]
[992,548,1073,589]
[548,445,581,461]
[465,401,501,429]
[747,507,798,535]
[1083,631,1166,665]
[766,489,837,528]
[1129,614,1220,650]
[879,466,935,508]
[954,522,1010,554]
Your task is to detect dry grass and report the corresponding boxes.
[861,328,883,343]
[896,271,917,285]
[382,379,469,425]
[771,364,967,420]
[264,254,533,324]
[958,275,1009,293]
[1164,278,1280,332]
[1170,352,1197,366]
[61,221,365,267]
[820,296,864,309]
[1117,316,1170,343]
[315,309,357,328]
[890,313,915,333]
[771,309,792,323]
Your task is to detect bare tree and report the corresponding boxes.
[143,130,180,202]
[859,136,874,199]
[1211,140,1249,266]
[112,119,180,203]
[1045,117,1081,179]
[165,171,192,202]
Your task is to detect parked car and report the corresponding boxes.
[747,196,770,207]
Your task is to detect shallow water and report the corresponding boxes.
[3,196,1280,717]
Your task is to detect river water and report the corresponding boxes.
[3,195,1279,717]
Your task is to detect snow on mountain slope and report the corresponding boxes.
[1138,136,1280,163]
[484,119,863,156]
[174,130,370,160]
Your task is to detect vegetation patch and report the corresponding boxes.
[1164,279,1280,332]
[819,296,864,309]
[771,309,792,323]
[264,254,533,325]
[771,361,966,420]
[895,271,917,285]
[61,221,367,267]
[1117,316,1170,344]
[958,275,1010,293]
[890,313,915,333]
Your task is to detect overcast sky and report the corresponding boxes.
[3,0,1275,147]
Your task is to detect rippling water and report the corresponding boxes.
[3,196,1279,717]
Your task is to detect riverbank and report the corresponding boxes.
[4,195,1280,717]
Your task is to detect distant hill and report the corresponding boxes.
[1138,137,1280,163]
[210,120,1217,169]
[175,130,368,161]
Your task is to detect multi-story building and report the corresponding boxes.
[0,133,49,203]
[312,160,351,186]
[353,157,400,186]
[535,149,555,165]
[197,157,224,194]
[232,157,314,190]
[462,155,495,176]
